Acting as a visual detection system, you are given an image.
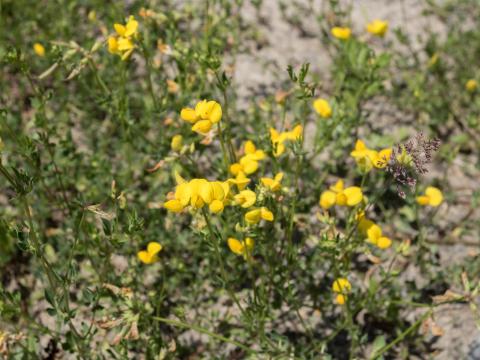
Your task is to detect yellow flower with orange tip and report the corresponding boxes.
[319,179,363,210]
[366,19,388,37]
[180,100,222,135]
[245,207,274,225]
[270,125,303,157]
[331,26,351,40]
[466,79,478,92]
[332,278,351,304]
[261,172,284,192]
[313,98,332,118]
[228,237,254,260]
[137,242,162,264]
[33,43,46,57]
[234,190,256,208]
[416,186,443,207]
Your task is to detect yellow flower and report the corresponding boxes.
[137,242,162,264]
[366,20,388,37]
[164,178,230,214]
[332,278,351,294]
[416,186,443,207]
[336,294,347,305]
[228,172,251,191]
[313,98,332,118]
[33,43,46,57]
[319,179,363,209]
[180,100,222,135]
[331,27,351,40]
[261,172,283,192]
[108,15,139,60]
[234,190,257,208]
[466,79,477,92]
[228,237,254,259]
[245,207,274,225]
[351,140,392,170]
[357,216,392,249]
[270,125,303,157]
[230,141,266,176]
[171,134,183,152]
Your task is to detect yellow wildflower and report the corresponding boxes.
[332,278,351,304]
[228,237,254,259]
[230,141,266,176]
[245,207,274,225]
[416,186,443,207]
[33,43,46,57]
[357,214,392,249]
[108,15,139,60]
[313,98,332,118]
[180,100,222,135]
[351,140,392,171]
[171,134,183,152]
[261,172,284,192]
[319,179,363,209]
[234,190,257,208]
[228,172,251,191]
[331,27,351,40]
[466,79,477,92]
[137,242,162,264]
[366,20,388,37]
[270,125,303,157]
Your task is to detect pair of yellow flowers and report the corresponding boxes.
[331,19,389,40]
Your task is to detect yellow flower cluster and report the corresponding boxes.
[230,141,266,179]
[164,176,230,214]
[319,179,363,210]
[357,212,392,249]
[228,237,254,259]
[108,16,139,60]
[181,100,222,135]
[331,19,388,40]
[332,278,351,304]
[270,125,303,157]
[416,186,443,207]
[137,242,162,264]
[350,140,392,172]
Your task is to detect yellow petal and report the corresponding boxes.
[377,237,392,249]
[107,37,118,54]
[260,207,274,221]
[234,190,256,208]
[245,209,261,225]
[366,19,388,37]
[230,163,243,176]
[180,108,198,123]
[124,17,138,37]
[137,251,152,264]
[332,278,351,293]
[114,23,126,36]
[330,179,344,193]
[313,98,332,118]
[240,158,259,175]
[175,182,192,206]
[164,199,184,213]
[210,181,225,201]
[331,26,351,40]
[343,186,363,206]
[320,191,336,209]
[244,140,256,155]
[171,135,183,152]
[117,37,134,51]
[425,186,443,207]
[209,199,224,213]
[366,224,382,243]
[208,101,222,123]
[416,195,430,206]
[192,120,212,134]
[147,242,162,256]
[336,294,347,305]
[33,43,46,57]
[227,238,244,255]
[195,100,209,118]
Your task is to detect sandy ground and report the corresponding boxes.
[232,0,480,358]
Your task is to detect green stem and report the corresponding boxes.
[152,316,254,354]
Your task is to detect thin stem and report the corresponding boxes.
[152,316,254,354]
